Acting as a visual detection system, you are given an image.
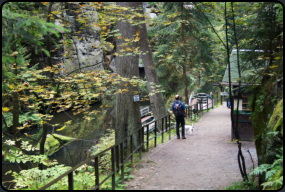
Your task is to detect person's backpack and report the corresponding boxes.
[173,101,184,116]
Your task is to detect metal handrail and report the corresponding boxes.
[39,114,173,190]
[39,97,218,190]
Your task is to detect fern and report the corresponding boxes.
[250,147,283,190]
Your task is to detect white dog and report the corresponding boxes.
[185,124,194,135]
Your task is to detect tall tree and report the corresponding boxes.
[115,2,141,147]
[137,2,168,131]
[148,2,214,101]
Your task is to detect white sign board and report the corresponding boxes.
[221,92,229,96]
[133,95,140,102]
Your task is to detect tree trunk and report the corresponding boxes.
[181,2,189,105]
[137,2,168,131]
[115,2,141,148]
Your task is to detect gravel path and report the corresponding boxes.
[126,102,258,190]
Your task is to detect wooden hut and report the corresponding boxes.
[220,49,269,141]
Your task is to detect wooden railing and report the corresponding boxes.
[39,97,220,190]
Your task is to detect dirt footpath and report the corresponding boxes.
[126,102,258,190]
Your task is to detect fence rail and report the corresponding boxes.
[39,96,222,190]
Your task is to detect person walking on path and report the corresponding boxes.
[171,95,187,139]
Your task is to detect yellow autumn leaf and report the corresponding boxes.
[117,35,122,39]
[63,53,67,57]
[56,125,66,131]
[270,65,278,69]
[134,36,140,42]
[125,38,130,42]
[274,57,281,60]
[126,47,132,51]
[2,107,9,112]
[136,30,140,36]
[227,26,230,28]
[64,120,72,125]
[93,23,100,28]
[93,45,97,48]
[114,52,119,56]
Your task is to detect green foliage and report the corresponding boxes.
[89,130,115,172]
[148,2,217,96]
[250,147,283,190]
[222,178,259,190]
[2,112,41,129]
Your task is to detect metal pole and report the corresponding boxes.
[154,121,157,147]
[190,105,192,123]
[162,117,164,143]
[111,147,116,189]
[195,103,197,122]
[217,92,219,105]
[130,135,133,168]
[146,124,149,152]
[95,156,99,190]
[120,143,124,184]
[115,145,119,173]
[168,115,171,141]
[142,126,145,152]
[68,172,74,190]
[139,127,142,159]
[207,97,209,112]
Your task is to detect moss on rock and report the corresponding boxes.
[268,99,283,136]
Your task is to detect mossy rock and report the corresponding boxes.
[268,99,283,136]
[37,134,75,156]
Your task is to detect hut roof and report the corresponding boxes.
[221,49,269,86]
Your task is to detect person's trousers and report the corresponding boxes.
[175,116,185,137]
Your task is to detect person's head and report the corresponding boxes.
[175,95,180,100]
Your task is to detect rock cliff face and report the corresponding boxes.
[62,2,104,73]
[29,2,104,75]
